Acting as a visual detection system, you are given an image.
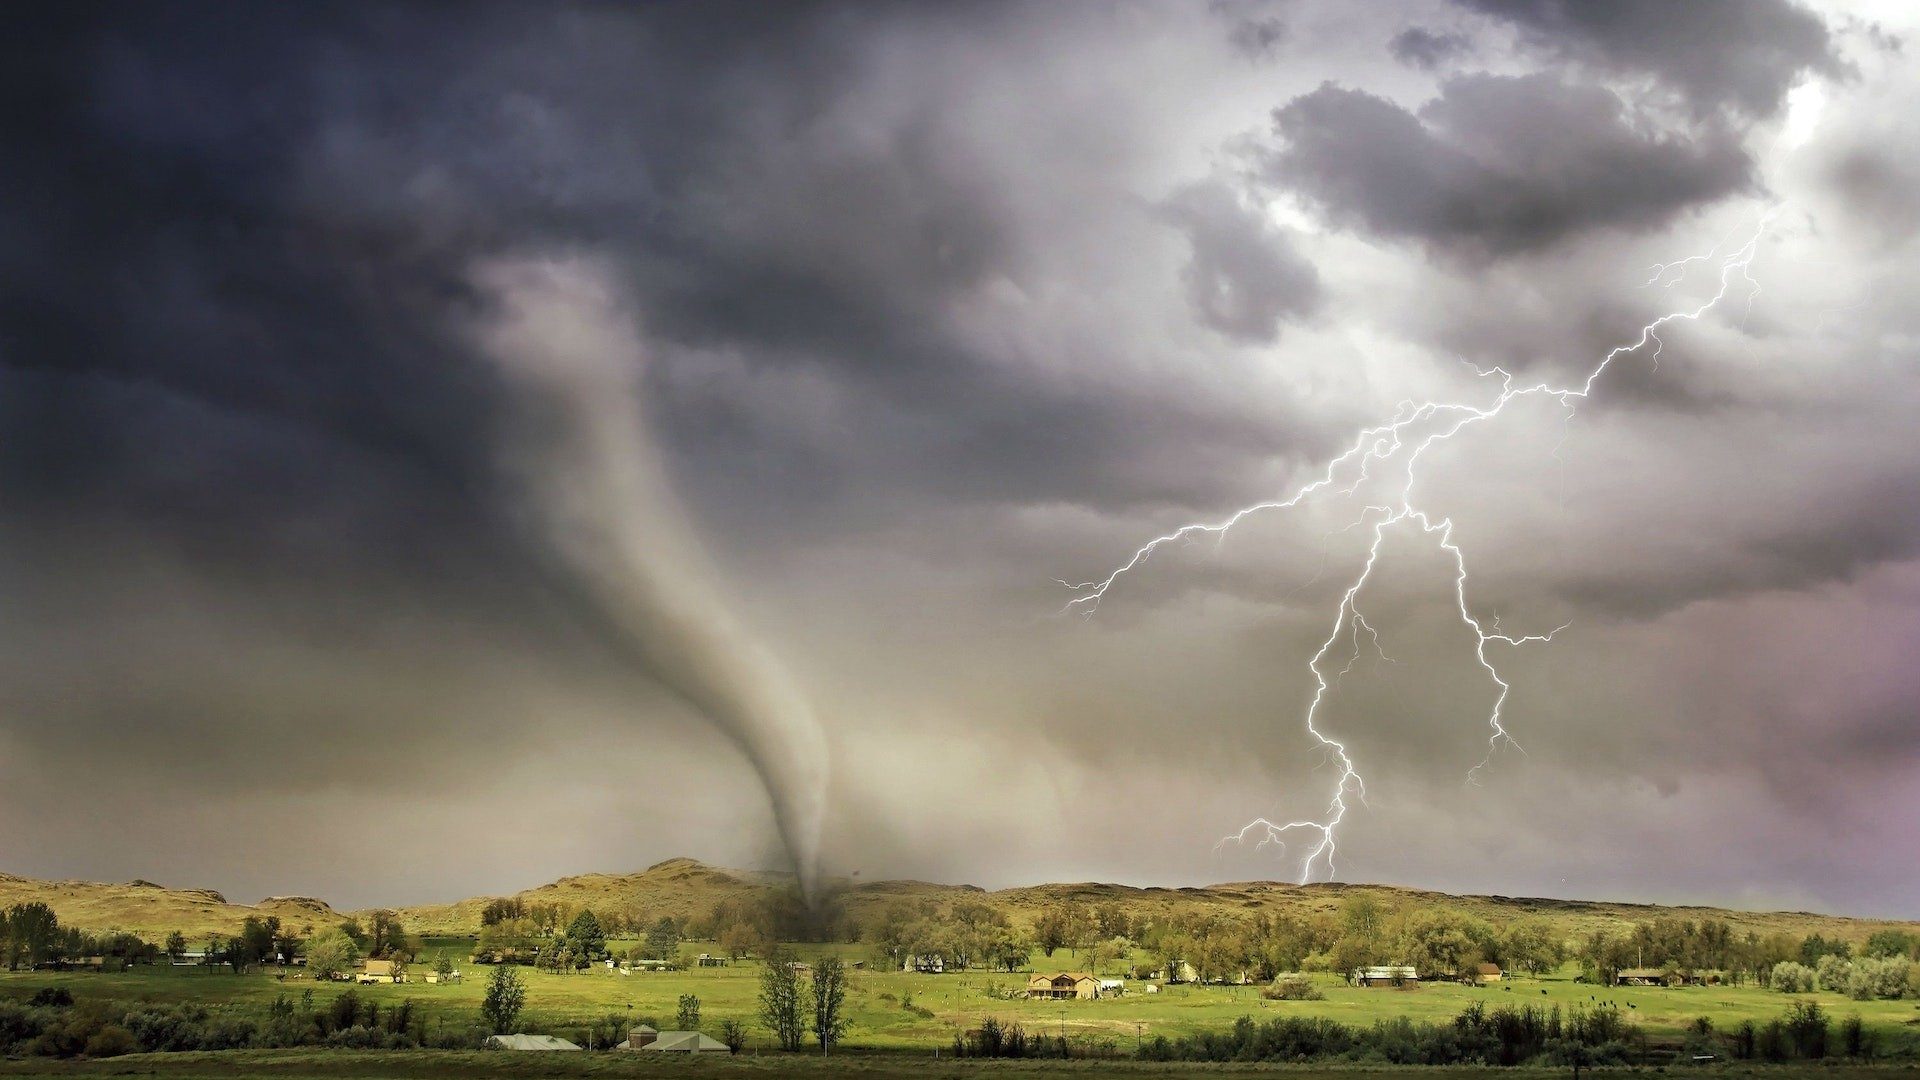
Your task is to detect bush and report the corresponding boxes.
[27,987,73,1008]
[1816,953,1852,992]
[82,1025,138,1058]
[1839,1013,1872,1059]
[1846,956,1912,1000]
[1261,975,1324,1001]
[1785,1000,1829,1059]
[1771,960,1816,993]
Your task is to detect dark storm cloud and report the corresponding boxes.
[2,0,1918,918]
[1262,74,1755,256]
[1460,0,1843,117]
[1160,181,1321,344]
[1388,26,1472,71]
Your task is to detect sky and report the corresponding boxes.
[2,0,1918,917]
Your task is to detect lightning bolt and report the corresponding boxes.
[1064,215,1769,883]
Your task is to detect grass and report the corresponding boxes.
[5,1054,1920,1080]
[4,949,1918,1057]
[5,1052,1920,1080]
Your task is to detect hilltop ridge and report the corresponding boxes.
[2,861,1913,944]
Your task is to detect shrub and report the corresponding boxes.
[1785,1000,1829,1059]
[1816,953,1852,992]
[27,988,73,1009]
[1839,1013,1872,1059]
[1261,975,1324,1001]
[1846,956,1911,1000]
[1771,960,1816,993]
[82,1025,138,1058]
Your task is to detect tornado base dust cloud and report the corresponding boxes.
[468,255,829,900]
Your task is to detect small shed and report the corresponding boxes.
[1354,965,1418,987]
[616,1024,660,1050]
[1475,962,1504,982]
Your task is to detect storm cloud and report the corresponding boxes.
[1,0,1917,918]
[1263,74,1755,256]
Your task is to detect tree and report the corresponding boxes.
[645,917,682,962]
[1034,906,1069,957]
[1863,930,1914,960]
[1499,919,1563,977]
[565,910,607,962]
[365,911,414,960]
[435,951,456,979]
[6,903,59,970]
[720,921,759,961]
[719,1018,747,1054]
[482,964,526,1034]
[676,993,701,1031]
[811,956,849,1054]
[306,928,361,981]
[759,947,804,1051]
[226,934,256,973]
[164,931,188,963]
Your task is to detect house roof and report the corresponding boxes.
[1476,963,1503,974]
[641,1031,729,1052]
[363,959,397,974]
[486,1033,583,1051]
[1618,968,1668,979]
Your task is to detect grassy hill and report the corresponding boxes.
[0,874,347,941]
[387,858,1920,944]
[5,858,1915,945]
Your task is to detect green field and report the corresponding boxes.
[4,942,1917,1059]
[7,1051,1920,1080]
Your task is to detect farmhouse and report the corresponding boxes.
[1026,972,1099,1000]
[1354,965,1419,987]
[357,959,406,984]
[1474,962,1504,982]
[485,1034,583,1051]
[905,954,946,973]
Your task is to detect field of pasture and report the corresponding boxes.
[3,940,1918,1058]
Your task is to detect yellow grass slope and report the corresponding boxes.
[0,874,347,941]
[6,857,1916,945]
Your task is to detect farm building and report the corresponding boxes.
[1474,962,1503,982]
[1026,972,1099,1000]
[616,1025,659,1050]
[640,1031,729,1053]
[1354,965,1419,987]
[1098,978,1125,996]
[486,1034,582,1051]
[905,954,946,973]
[357,959,406,984]
[1616,968,1701,987]
[694,953,728,967]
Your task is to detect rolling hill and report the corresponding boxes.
[0,873,347,941]
[4,859,1914,946]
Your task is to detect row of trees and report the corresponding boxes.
[759,950,848,1053]
[2,904,159,971]
[1772,955,1920,999]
